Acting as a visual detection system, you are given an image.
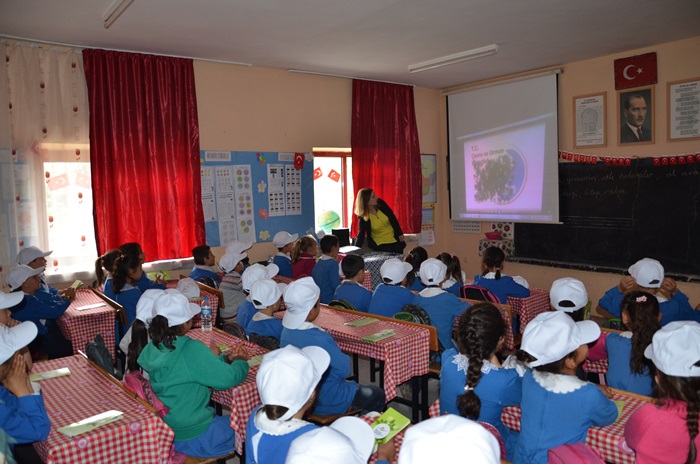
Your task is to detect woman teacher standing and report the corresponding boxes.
[354,188,406,254]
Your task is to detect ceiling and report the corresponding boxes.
[1,0,699,89]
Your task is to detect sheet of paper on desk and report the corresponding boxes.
[613,400,625,422]
[361,329,395,343]
[345,317,379,327]
[71,279,84,289]
[75,302,107,311]
[28,367,71,382]
[247,355,264,367]
[58,410,123,437]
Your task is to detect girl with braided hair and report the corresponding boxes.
[625,321,700,464]
[439,302,522,460]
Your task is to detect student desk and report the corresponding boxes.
[31,355,173,463]
[56,289,116,359]
[275,305,431,402]
[506,288,550,334]
[185,328,268,454]
[501,388,653,464]
[165,280,219,328]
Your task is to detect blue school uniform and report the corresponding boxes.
[11,293,69,336]
[598,287,694,326]
[114,283,142,327]
[281,324,356,415]
[440,348,522,460]
[333,281,372,312]
[605,332,654,396]
[135,273,166,292]
[312,256,340,304]
[368,284,415,318]
[514,370,618,464]
[442,278,462,297]
[273,253,293,278]
[245,313,283,340]
[245,405,318,464]
[0,386,51,444]
[408,272,425,292]
[103,277,116,300]
[237,299,257,333]
[190,266,222,285]
[413,289,469,351]
[473,273,530,303]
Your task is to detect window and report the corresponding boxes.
[313,149,354,235]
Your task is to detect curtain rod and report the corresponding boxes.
[0,34,253,67]
[287,69,414,87]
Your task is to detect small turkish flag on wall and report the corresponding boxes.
[294,152,305,169]
[614,52,657,90]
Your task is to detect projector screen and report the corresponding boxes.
[448,73,560,223]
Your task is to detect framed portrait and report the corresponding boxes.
[420,154,437,203]
[618,86,654,145]
[573,92,606,148]
[667,77,700,141]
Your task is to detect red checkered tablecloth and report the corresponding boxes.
[583,357,609,374]
[501,392,649,464]
[165,281,219,328]
[507,288,550,334]
[56,289,116,359]
[32,355,174,464]
[186,328,268,454]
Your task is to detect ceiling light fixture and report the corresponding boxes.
[104,0,135,29]
[408,44,499,73]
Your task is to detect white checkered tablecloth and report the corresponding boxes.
[165,281,219,328]
[501,392,647,464]
[56,289,116,359]
[32,355,174,464]
[507,288,550,334]
[186,328,268,454]
[583,357,609,374]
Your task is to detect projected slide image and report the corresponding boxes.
[472,146,526,204]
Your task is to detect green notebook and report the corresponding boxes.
[371,407,410,444]
[360,329,395,343]
[57,410,123,437]
[146,270,170,281]
[345,317,379,327]
[613,400,625,422]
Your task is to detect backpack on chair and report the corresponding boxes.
[394,304,431,325]
[459,285,501,303]
[85,334,119,379]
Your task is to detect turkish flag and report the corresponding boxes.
[47,173,70,191]
[614,53,657,90]
[328,169,340,182]
[294,152,304,169]
[314,167,322,180]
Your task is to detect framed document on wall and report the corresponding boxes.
[667,77,700,141]
[573,92,606,148]
[618,86,654,145]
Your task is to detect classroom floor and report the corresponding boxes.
[224,355,440,463]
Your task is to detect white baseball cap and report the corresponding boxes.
[225,240,253,256]
[16,246,52,266]
[286,416,375,464]
[0,291,23,310]
[398,415,500,464]
[219,252,247,274]
[0,321,38,364]
[176,278,201,299]
[629,258,664,289]
[549,278,588,312]
[135,289,166,325]
[380,258,413,285]
[645,321,700,377]
[256,345,330,420]
[282,277,320,329]
[419,258,447,286]
[520,311,600,367]
[242,263,279,292]
[273,231,299,248]
[250,279,283,309]
[5,265,44,291]
[153,291,201,327]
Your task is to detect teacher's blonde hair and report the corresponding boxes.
[354,188,373,219]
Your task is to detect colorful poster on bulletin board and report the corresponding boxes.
[199,151,314,247]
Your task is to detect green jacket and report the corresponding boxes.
[138,335,249,440]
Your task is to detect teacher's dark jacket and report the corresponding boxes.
[355,198,405,249]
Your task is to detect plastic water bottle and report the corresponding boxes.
[201,297,212,332]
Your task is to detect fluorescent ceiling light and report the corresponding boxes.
[408,44,499,73]
[104,0,135,29]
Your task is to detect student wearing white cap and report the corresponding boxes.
[138,292,249,458]
[245,279,284,341]
[368,258,415,318]
[218,250,248,324]
[17,245,76,301]
[5,265,73,359]
[597,257,696,326]
[398,414,500,464]
[280,277,386,415]
[624,321,700,464]
[245,345,330,463]
[272,231,298,278]
[412,258,469,352]
[237,263,280,332]
[513,311,617,464]
[118,289,166,369]
[549,277,589,322]
[0,322,51,462]
[189,245,222,287]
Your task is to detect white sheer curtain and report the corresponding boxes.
[0,41,96,286]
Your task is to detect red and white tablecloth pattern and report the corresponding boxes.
[56,289,116,359]
[165,281,219,328]
[32,355,174,464]
[583,357,609,374]
[501,392,647,464]
[186,328,268,454]
[507,288,551,334]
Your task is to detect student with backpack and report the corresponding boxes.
[473,247,529,303]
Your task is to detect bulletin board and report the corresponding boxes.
[199,151,315,247]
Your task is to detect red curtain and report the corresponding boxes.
[83,49,204,260]
[351,79,422,236]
